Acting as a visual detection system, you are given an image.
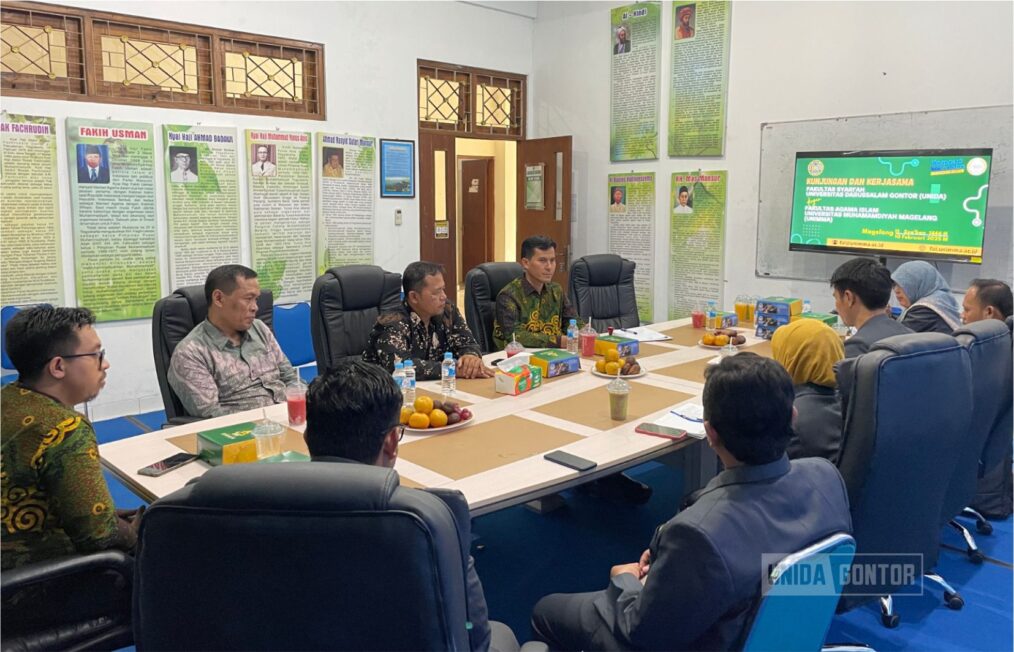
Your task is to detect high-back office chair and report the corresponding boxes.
[464,262,523,353]
[2,549,134,651]
[151,286,274,424]
[944,320,1012,560]
[2,304,53,386]
[742,533,856,652]
[309,265,402,373]
[567,254,639,332]
[134,463,476,651]
[971,315,1014,520]
[836,333,972,627]
[273,302,317,382]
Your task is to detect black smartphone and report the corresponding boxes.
[138,452,199,477]
[544,450,597,472]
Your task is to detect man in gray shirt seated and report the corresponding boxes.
[168,265,296,417]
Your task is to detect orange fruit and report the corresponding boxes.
[702,333,716,346]
[413,396,434,414]
[605,349,620,363]
[399,406,413,425]
[595,359,607,373]
[408,412,430,429]
[714,334,730,346]
[429,409,448,428]
[605,361,621,376]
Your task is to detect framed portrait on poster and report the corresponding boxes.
[379,139,415,198]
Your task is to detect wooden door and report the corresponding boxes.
[516,136,572,290]
[419,133,457,292]
[460,158,493,278]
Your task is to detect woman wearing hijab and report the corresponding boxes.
[771,319,846,462]
[891,260,962,333]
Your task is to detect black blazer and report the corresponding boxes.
[78,165,110,183]
[593,455,851,651]
[844,314,912,357]
[788,383,844,463]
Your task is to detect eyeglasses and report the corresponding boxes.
[394,424,405,441]
[59,349,106,366]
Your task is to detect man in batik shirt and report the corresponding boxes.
[363,262,494,381]
[2,306,139,570]
[493,234,581,350]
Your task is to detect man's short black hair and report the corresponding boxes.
[703,353,794,465]
[4,306,95,381]
[204,265,258,304]
[970,278,1013,318]
[829,258,893,310]
[521,235,556,260]
[304,359,404,463]
[678,186,689,194]
[403,261,446,296]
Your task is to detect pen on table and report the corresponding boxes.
[669,410,704,423]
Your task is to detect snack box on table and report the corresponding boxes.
[756,297,802,318]
[198,421,258,466]
[495,364,543,395]
[800,312,838,326]
[530,349,581,378]
[754,313,803,340]
[594,335,639,357]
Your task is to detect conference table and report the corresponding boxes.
[99,318,775,515]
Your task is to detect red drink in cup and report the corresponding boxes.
[286,383,307,426]
[691,310,706,328]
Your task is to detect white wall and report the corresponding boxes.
[531,1,1014,322]
[3,0,534,420]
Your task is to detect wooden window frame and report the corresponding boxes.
[417,59,525,141]
[1,1,325,120]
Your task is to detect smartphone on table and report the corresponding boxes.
[138,452,199,477]
[544,450,597,472]
[635,422,700,440]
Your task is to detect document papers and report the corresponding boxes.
[611,326,671,342]
[653,402,706,437]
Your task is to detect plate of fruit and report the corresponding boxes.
[402,396,475,434]
[699,329,747,349]
[593,351,645,379]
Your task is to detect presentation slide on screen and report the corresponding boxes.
[789,149,992,262]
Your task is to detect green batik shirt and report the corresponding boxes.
[1,383,123,570]
[492,276,580,350]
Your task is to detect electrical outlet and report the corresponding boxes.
[395,208,403,226]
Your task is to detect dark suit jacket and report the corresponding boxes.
[843,314,912,358]
[594,455,851,651]
[78,165,110,183]
[312,456,491,651]
[614,41,630,54]
[788,383,844,463]
[900,305,954,334]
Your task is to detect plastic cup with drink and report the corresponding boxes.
[691,302,706,329]
[579,319,597,357]
[285,381,307,426]
[734,294,751,324]
[252,419,285,459]
[505,334,525,358]
[607,373,630,421]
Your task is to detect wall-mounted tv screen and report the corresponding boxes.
[789,148,992,264]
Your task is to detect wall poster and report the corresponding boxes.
[607,173,655,322]
[317,133,376,272]
[668,170,727,318]
[610,2,662,162]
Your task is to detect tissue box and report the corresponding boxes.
[800,312,838,326]
[594,335,640,357]
[756,297,802,317]
[197,421,258,466]
[495,365,543,395]
[530,349,581,377]
[708,311,739,330]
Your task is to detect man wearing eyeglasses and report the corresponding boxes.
[301,359,519,652]
[1,306,141,570]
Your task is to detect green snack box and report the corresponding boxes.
[530,348,581,377]
[800,312,838,326]
[757,297,802,317]
[197,421,258,466]
[594,335,640,357]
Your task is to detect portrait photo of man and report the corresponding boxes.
[251,144,277,177]
[609,186,626,212]
[613,24,631,55]
[673,185,694,214]
[76,144,110,184]
[169,147,199,184]
[675,4,696,40]
[322,147,345,179]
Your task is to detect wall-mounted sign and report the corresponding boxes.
[380,138,415,198]
[524,163,544,210]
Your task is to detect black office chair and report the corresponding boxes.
[464,262,523,353]
[134,463,481,650]
[835,332,972,627]
[944,320,1012,559]
[152,285,274,425]
[971,316,1014,519]
[310,265,402,373]
[1,550,134,651]
[567,254,639,332]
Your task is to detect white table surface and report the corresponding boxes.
[99,318,766,514]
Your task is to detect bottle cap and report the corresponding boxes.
[444,352,453,359]
[394,361,404,370]
[404,360,413,367]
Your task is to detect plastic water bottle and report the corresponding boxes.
[706,300,718,330]
[403,360,416,404]
[392,361,405,393]
[566,319,579,354]
[440,352,456,398]
[803,298,812,314]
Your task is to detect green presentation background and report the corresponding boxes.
[790,154,990,252]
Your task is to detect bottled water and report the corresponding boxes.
[566,319,579,354]
[403,360,416,404]
[392,361,405,394]
[803,298,812,314]
[706,300,718,330]
[440,352,456,398]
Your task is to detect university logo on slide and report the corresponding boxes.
[807,160,824,176]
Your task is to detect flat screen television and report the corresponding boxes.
[788,148,993,264]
